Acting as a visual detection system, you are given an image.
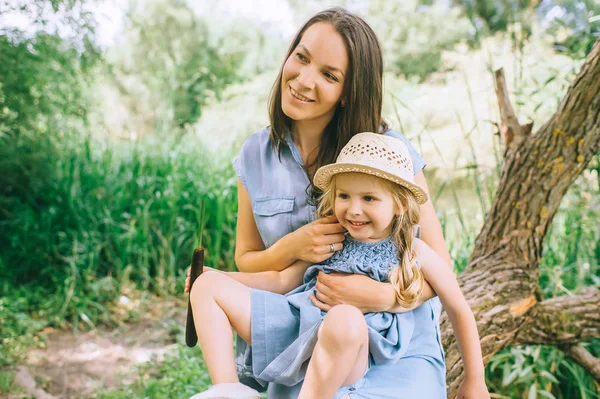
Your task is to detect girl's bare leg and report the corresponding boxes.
[298,305,369,399]
[190,271,252,384]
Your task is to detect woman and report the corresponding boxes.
[188,7,452,398]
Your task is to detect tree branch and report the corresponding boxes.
[560,344,600,382]
[515,287,600,346]
[470,39,600,268]
[494,68,530,156]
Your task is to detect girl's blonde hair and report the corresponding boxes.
[316,175,425,308]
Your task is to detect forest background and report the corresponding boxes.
[0,0,599,398]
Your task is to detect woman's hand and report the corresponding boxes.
[309,271,398,314]
[183,266,218,293]
[288,216,346,264]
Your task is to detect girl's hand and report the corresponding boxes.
[309,271,397,314]
[289,216,346,264]
[455,376,490,399]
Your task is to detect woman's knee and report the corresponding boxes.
[319,304,368,347]
[189,270,225,304]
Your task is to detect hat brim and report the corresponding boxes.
[313,163,429,205]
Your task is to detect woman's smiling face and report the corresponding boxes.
[280,22,348,126]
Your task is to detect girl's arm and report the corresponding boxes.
[414,239,489,396]
[235,180,345,273]
[381,171,452,312]
[226,260,312,294]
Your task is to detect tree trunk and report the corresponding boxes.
[443,39,600,397]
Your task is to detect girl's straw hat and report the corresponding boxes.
[313,132,428,204]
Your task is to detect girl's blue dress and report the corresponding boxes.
[241,236,418,387]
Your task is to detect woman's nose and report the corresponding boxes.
[296,66,316,90]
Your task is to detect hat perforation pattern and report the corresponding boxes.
[313,133,428,204]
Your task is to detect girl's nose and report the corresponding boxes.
[348,200,362,215]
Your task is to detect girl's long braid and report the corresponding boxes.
[388,190,424,308]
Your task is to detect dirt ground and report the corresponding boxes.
[4,296,187,399]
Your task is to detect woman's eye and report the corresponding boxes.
[296,52,308,62]
[324,72,338,81]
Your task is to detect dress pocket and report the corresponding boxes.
[252,197,295,248]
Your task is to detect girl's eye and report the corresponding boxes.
[364,196,376,202]
[338,193,349,199]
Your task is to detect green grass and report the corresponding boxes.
[0,128,239,369]
[97,345,212,399]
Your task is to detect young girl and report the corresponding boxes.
[189,133,489,399]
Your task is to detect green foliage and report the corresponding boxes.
[542,0,600,59]
[457,0,600,59]
[539,160,600,299]
[458,0,536,33]
[0,296,48,367]
[0,128,237,332]
[487,343,600,398]
[368,0,475,81]
[0,32,97,137]
[106,0,246,130]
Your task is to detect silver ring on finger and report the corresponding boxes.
[329,243,335,253]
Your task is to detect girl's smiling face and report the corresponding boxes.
[280,22,348,126]
[333,173,400,243]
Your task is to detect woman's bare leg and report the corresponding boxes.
[298,305,369,399]
[190,271,252,384]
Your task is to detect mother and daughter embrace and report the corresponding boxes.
[184,7,490,399]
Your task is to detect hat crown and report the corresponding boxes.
[312,132,428,204]
[337,133,414,180]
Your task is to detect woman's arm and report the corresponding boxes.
[310,171,450,313]
[235,180,346,273]
[414,171,452,266]
[310,271,435,313]
[234,180,294,272]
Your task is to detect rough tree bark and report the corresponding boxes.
[443,39,600,397]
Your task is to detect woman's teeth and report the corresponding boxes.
[290,86,313,102]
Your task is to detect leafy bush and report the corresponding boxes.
[369,0,475,81]
[105,0,246,130]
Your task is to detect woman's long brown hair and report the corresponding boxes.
[268,7,387,195]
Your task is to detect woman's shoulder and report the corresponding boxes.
[240,127,273,151]
[383,128,410,142]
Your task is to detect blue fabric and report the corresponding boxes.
[232,127,444,398]
[244,237,419,387]
[232,128,426,249]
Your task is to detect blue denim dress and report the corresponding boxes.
[233,128,446,398]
